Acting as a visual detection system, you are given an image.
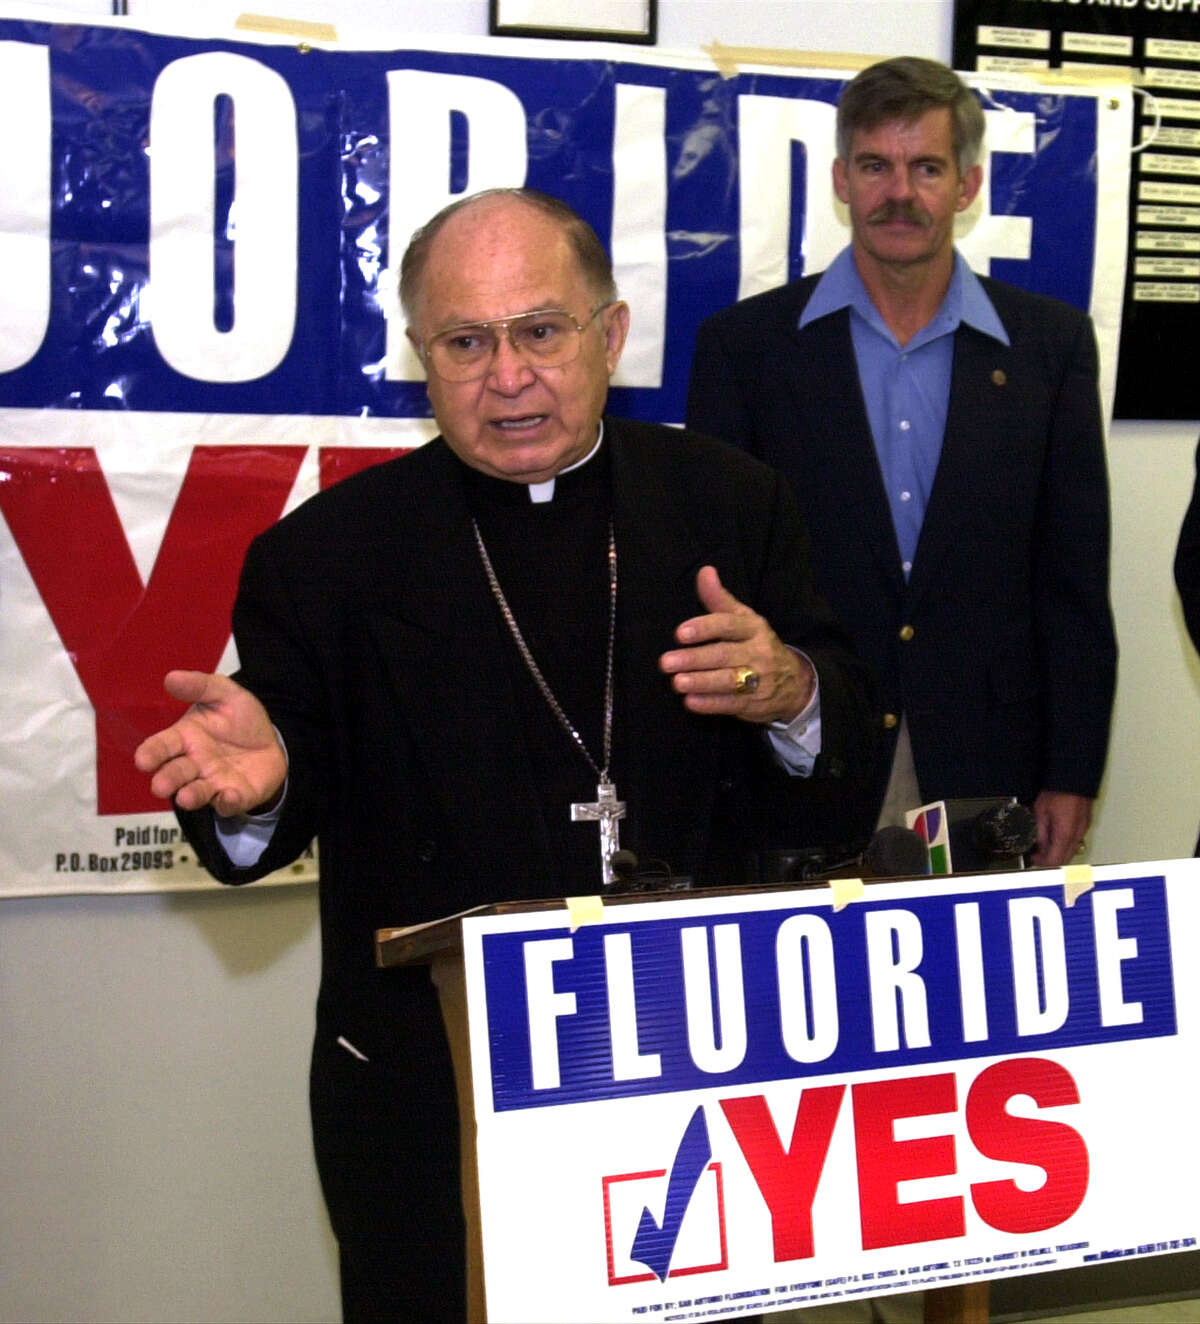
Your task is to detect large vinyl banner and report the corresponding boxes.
[0,16,1132,895]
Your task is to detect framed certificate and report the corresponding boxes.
[488,0,657,44]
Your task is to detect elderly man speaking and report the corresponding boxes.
[134,189,873,1322]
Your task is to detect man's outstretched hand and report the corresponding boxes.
[134,670,287,816]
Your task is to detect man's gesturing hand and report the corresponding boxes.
[1031,789,1093,868]
[659,566,815,724]
[133,670,288,816]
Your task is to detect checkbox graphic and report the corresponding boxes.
[602,1161,727,1285]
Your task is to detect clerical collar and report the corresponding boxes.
[459,421,607,508]
[522,421,604,502]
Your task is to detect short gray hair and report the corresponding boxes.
[399,188,618,323]
[836,57,985,176]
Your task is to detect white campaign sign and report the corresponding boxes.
[462,862,1198,1322]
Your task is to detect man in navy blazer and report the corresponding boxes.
[688,56,1117,867]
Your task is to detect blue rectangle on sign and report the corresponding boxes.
[480,877,1176,1111]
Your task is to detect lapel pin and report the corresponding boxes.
[991,368,1007,387]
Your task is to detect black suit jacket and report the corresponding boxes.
[178,417,874,1267]
[687,272,1117,819]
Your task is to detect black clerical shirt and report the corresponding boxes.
[461,443,620,890]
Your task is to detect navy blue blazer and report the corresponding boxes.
[687,271,1117,819]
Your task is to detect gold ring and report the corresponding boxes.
[733,666,759,695]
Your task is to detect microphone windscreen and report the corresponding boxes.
[610,849,640,880]
[973,803,1038,859]
[863,825,930,878]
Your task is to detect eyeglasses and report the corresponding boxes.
[419,305,612,382]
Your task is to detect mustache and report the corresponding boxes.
[866,200,932,227]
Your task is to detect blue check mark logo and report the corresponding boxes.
[629,1105,712,1281]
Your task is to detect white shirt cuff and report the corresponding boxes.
[211,728,287,867]
[766,654,822,776]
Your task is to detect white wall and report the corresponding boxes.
[1097,421,1200,864]
[0,886,334,1324]
[1,3,1197,1322]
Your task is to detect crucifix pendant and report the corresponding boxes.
[570,779,627,887]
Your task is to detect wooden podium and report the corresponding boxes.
[376,881,994,1324]
[377,898,539,1323]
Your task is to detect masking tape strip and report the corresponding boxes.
[704,41,1132,94]
[1062,864,1095,908]
[567,894,605,931]
[704,43,873,79]
[830,876,865,913]
[235,12,338,42]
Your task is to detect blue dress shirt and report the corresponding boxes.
[799,248,1009,577]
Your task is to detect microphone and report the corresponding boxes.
[862,824,933,878]
[973,801,1037,866]
[610,849,641,885]
[910,797,1037,873]
[606,849,691,894]
[765,825,930,883]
